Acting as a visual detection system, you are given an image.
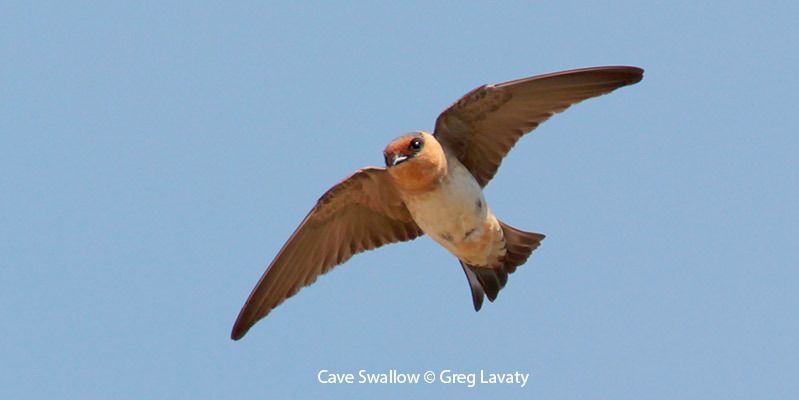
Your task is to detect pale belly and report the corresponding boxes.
[402,160,505,267]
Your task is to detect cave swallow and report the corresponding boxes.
[231,66,643,340]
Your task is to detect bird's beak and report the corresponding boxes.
[385,152,409,167]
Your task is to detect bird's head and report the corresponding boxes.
[383,131,427,168]
[383,131,447,192]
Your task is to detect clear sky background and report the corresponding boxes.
[2,1,797,399]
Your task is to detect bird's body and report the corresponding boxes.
[231,66,644,340]
[392,134,503,268]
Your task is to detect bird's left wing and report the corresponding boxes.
[434,66,644,187]
[231,167,423,340]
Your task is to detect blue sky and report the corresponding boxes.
[2,1,797,398]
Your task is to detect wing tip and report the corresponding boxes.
[618,65,644,85]
[230,320,250,341]
[576,65,644,86]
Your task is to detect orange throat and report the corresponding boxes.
[387,150,447,194]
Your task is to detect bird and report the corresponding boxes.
[231,66,644,340]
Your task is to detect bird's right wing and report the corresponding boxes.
[231,167,423,340]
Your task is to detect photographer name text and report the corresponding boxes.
[317,368,529,388]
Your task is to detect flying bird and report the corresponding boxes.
[231,66,644,340]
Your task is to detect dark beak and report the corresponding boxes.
[384,152,409,167]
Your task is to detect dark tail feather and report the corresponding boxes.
[461,262,508,310]
[498,221,545,274]
[461,221,545,311]
[460,262,485,311]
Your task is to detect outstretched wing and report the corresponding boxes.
[231,167,423,340]
[434,66,644,187]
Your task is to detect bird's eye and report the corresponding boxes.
[409,138,423,151]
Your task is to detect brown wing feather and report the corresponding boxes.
[231,167,423,340]
[434,66,644,187]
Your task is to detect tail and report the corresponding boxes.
[461,221,545,311]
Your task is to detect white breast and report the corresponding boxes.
[402,156,501,265]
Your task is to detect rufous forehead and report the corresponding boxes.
[384,133,421,154]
